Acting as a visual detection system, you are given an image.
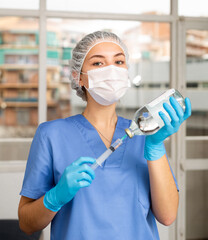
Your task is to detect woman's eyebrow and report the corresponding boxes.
[89,52,125,60]
[114,52,125,57]
[89,55,105,60]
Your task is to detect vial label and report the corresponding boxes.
[148,88,175,108]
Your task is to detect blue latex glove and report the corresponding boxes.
[144,96,192,161]
[44,157,96,212]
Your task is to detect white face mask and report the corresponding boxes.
[81,65,131,106]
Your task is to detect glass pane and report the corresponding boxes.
[186,171,208,239]
[179,0,208,17]
[186,29,208,136]
[47,0,170,15]
[0,0,39,10]
[187,140,208,159]
[46,18,171,152]
[0,17,39,138]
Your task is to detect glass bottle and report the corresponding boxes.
[125,88,185,138]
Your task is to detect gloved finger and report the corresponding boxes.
[169,96,184,121]
[77,164,95,180]
[73,157,96,166]
[163,102,179,124]
[78,181,91,188]
[77,172,93,183]
[159,111,171,127]
[183,97,192,120]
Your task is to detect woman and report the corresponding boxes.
[18,31,191,240]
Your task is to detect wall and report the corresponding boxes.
[0,164,50,240]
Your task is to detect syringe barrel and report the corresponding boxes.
[91,162,100,170]
[91,148,113,170]
[111,138,122,148]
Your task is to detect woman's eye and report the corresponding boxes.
[93,62,103,66]
[116,60,125,65]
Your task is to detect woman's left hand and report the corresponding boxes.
[144,96,192,161]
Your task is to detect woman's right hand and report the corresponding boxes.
[43,157,96,212]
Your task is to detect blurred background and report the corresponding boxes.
[0,0,207,239]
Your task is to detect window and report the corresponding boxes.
[179,0,208,17]
[47,0,170,15]
[0,0,39,10]
[0,17,39,138]
[186,29,208,136]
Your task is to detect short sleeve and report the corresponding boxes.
[20,124,54,199]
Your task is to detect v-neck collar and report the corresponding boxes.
[72,114,127,160]
[81,114,119,147]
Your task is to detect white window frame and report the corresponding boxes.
[177,18,208,240]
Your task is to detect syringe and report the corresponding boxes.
[91,134,128,170]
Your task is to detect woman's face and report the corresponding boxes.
[80,42,127,89]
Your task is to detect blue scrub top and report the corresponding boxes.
[20,114,179,240]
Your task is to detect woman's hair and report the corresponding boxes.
[69,31,129,101]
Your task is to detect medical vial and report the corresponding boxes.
[125,89,185,138]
